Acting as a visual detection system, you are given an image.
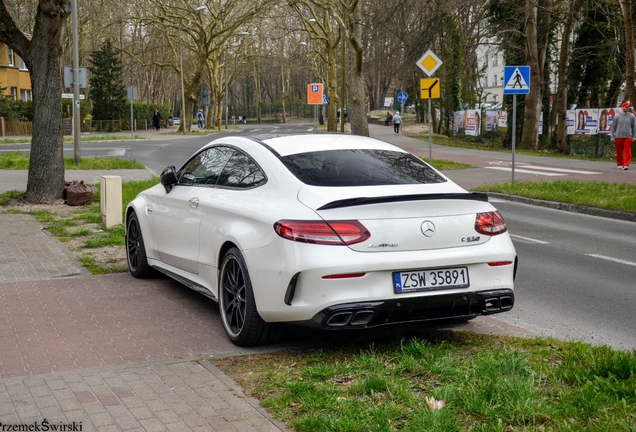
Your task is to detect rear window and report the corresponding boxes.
[280,149,446,186]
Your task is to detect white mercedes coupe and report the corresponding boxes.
[126,134,517,346]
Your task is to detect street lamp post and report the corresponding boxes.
[224,32,249,129]
[71,0,81,162]
[178,44,186,135]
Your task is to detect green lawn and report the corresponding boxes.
[0,135,144,145]
[214,329,636,431]
[0,152,145,170]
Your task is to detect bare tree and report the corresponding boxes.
[290,0,342,131]
[618,0,635,104]
[519,0,552,150]
[555,0,585,153]
[130,0,269,132]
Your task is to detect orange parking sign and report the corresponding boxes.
[307,83,324,105]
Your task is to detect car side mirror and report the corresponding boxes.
[160,166,178,193]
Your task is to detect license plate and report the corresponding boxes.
[393,267,469,293]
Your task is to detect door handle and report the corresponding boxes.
[188,197,199,208]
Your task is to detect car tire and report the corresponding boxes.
[126,211,155,278]
[219,247,280,346]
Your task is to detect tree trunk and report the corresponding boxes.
[556,0,585,153]
[519,0,551,150]
[0,1,69,203]
[254,61,263,124]
[326,43,339,131]
[345,0,368,137]
[619,0,635,104]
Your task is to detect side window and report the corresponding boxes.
[216,151,266,188]
[177,146,235,186]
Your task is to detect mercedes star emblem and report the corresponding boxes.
[420,220,436,237]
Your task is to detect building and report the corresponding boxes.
[0,43,32,102]
[476,42,504,108]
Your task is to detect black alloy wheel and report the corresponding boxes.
[219,247,280,346]
[126,211,154,278]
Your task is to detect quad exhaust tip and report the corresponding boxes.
[325,310,375,327]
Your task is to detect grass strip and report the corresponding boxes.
[213,330,636,431]
[0,152,145,170]
[473,180,636,213]
[0,135,144,145]
[427,158,474,170]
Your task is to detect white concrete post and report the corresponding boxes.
[100,176,122,228]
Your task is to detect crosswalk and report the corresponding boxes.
[485,164,601,177]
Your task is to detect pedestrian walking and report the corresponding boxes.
[611,101,635,170]
[392,111,402,134]
[152,109,162,131]
[197,109,205,129]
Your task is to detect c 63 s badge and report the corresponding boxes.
[462,236,480,243]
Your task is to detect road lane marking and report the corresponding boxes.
[520,165,600,175]
[509,234,550,244]
[586,254,636,267]
[485,167,564,176]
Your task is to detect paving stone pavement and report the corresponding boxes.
[0,358,288,432]
[0,213,86,282]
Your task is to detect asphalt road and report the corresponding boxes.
[489,198,636,350]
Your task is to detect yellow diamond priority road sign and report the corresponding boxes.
[416,50,442,77]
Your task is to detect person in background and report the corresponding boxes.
[392,111,402,134]
[196,109,205,129]
[610,101,636,170]
[152,109,162,131]
[384,111,393,126]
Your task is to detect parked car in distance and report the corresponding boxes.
[125,134,517,346]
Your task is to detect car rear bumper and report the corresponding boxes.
[298,289,514,329]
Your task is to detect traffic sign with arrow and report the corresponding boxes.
[420,78,440,99]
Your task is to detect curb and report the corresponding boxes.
[486,192,636,222]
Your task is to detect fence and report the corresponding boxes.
[1,118,32,136]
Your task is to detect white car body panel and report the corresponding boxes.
[126,134,517,337]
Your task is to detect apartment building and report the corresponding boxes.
[477,43,504,107]
[0,43,32,102]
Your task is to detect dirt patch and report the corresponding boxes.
[1,199,127,274]
[402,123,429,136]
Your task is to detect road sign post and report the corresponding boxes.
[397,92,408,114]
[307,83,324,130]
[503,66,531,185]
[417,51,443,164]
[420,78,441,165]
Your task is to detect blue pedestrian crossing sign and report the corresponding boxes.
[323,94,328,105]
[397,92,408,103]
[503,66,530,94]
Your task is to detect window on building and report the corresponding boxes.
[18,56,27,70]
[485,76,489,87]
[8,49,14,67]
[10,87,17,100]
[494,75,498,87]
[20,89,32,101]
[493,55,498,66]
[484,54,488,68]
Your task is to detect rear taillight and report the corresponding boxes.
[273,220,370,245]
[474,211,507,236]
